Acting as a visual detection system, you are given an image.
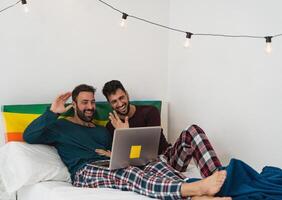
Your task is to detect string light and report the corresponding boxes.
[184,32,193,48]
[97,0,282,53]
[1,0,282,54]
[265,36,272,54]
[21,0,29,13]
[120,13,128,28]
[0,0,28,14]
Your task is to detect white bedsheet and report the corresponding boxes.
[17,164,201,200]
[17,181,153,200]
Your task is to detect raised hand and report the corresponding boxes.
[50,92,73,114]
[109,110,129,129]
[95,149,111,157]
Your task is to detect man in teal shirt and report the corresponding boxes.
[23,84,230,200]
[23,84,111,181]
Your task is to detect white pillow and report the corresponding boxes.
[0,142,71,199]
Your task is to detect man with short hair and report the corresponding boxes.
[23,84,230,200]
[101,80,222,177]
[24,84,111,181]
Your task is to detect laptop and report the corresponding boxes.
[94,126,161,170]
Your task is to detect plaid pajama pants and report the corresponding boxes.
[161,124,222,177]
[73,161,189,200]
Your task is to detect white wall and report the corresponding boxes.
[168,0,282,170]
[0,0,169,145]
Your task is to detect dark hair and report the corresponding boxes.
[72,84,96,102]
[102,80,126,101]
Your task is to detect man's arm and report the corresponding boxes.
[145,106,171,154]
[23,109,59,144]
[95,128,113,158]
[24,92,72,144]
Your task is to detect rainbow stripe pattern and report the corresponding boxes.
[1,101,161,143]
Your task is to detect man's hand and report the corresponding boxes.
[50,92,73,114]
[109,111,129,129]
[95,149,111,157]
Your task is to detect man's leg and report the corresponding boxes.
[73,162,230,199]
[143,162,229,199]
[73,162,184,199]
[144,161,186,180]
[161,124,222,177]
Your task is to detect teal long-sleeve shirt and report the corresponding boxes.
[23,109,112,181]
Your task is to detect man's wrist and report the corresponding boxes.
[49,109,60,116]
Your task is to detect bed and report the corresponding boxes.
[0,101,201,200]
[18,181,153,200]
[17,163,200,200]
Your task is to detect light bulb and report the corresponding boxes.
[120,13,128,28]
[184,38,191,47]
[120,19,126,27]
[21,0,28,13]
[265,36,272,54]
[265,43,272,54]
[184,32,193,48]
[23,4,29,13]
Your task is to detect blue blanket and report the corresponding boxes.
[217,158,282,200]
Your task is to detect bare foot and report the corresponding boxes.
[192,196,231,200]
[197,170,227,196]
[181,170,227,197]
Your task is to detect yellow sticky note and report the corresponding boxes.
[130,145,142,159]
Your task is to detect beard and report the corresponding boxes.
[76,108,95,122]
[115,103,130,116]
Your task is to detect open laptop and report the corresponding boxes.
[94,126,161,170]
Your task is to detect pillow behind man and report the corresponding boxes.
[0,142,70,199]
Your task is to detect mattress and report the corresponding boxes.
[17,164,201,200]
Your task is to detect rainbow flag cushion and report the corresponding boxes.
[1,101,161,143]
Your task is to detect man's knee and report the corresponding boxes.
[189,124,205,134]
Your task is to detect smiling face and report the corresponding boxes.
[73,91,96,122]
[107,88,130,116]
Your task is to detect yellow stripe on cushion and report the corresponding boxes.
[93,119,109,127]
[3,112,40,133]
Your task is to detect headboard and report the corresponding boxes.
[1,101,165,144]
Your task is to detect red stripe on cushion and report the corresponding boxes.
[7,132,24,142]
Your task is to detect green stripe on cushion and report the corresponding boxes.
[2,104,51,114]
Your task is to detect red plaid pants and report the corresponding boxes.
[73,161,187,199]
[161,124,222,177]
